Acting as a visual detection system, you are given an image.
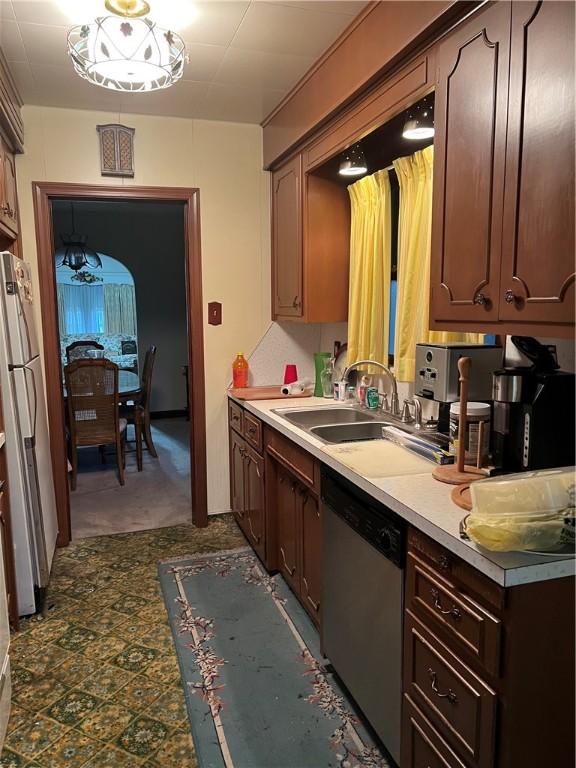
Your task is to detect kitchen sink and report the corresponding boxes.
[272,406,374,428]
[272,404,451,447]
[310,422,391,443]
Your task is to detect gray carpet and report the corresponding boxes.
[71,418,192,539]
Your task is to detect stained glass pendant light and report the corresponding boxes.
[67,0,186,92]
[55,204,103,273]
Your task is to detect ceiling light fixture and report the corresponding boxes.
[338,144,368,177]
[402,97,434,140]
[55,204,103,273]
[67,0,187,93]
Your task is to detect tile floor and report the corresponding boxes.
[71,419,192,540]
[1,517,245,768]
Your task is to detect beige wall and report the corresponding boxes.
[16,105,271,515]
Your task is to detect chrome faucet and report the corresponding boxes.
[401,398,423,429]
[341,359,400,416]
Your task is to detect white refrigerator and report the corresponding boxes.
[0,251,59,616]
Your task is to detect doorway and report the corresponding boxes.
[32,183,207,545]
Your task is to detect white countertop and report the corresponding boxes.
[229,394,575,587]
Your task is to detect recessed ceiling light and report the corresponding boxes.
[339,144,368,177]
[402,98,434,140]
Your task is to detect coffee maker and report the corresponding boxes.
[414,343,503,432]
[492,337,575,472]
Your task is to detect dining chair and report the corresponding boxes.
[120,345,158,459]
[65,359,130,489]
[66,340,105,364]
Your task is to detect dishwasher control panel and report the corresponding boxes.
[321,467,405,567]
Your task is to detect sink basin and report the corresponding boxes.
[272,407,374,429]
[272,404,451,448]
[310,422,392,443]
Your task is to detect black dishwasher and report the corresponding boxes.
[321,467,405,765]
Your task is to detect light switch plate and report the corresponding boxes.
[208,301,222,326]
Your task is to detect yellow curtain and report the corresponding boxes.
[347,169,392,369]
[393,146,483,381]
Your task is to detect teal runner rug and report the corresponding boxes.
[159,547,390,768]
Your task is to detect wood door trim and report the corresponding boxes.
[32,181,208,545]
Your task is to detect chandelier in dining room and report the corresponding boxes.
[67,0,187,93]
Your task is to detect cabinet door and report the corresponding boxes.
[244,446,266,562]
[499,1,575,326]
[272,155,303,318]
[229,430,247,531]
[276,467,300,594]
[430,2,511,324]
[300,490,321,624]
[2,152,18,235]
[0,145,6,234]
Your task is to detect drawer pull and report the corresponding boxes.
[431,588,461,620]
[428,668,457,704]
[437,554,450,571]
[247,425,257,435]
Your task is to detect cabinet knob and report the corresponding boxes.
[473,292,488,306]
[292,296,301,309]
[504,289,517,304]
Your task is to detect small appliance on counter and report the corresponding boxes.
[414,342,503,432]
[492,337,575,472]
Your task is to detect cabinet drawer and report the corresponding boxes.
[243,411,263,452]
[264,427,318,491]
[407,553,501,677]
[408,527,504,612]
[404,611,497,768]
[402,694,466,768]
[228,401,243,435]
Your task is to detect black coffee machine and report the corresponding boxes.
[492,337,575,472]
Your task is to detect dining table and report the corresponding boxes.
[63,369,141,403]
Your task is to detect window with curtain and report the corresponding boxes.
[57,282,137,336]
[104,284,137,336]
[346,143,484,382]
[347,170,392,371]
[57,284,104,335]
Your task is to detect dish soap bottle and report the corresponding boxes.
[232,353,249,388]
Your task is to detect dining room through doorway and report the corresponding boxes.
[52,198,192,539]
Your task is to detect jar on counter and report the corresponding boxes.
[449,402,491,465]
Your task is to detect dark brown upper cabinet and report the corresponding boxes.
[0,135,18,238]
[272,155,303,319]
[430,0,574,337]
[272,153,350,323]
[430,1,510,325]
[499,0,574,328]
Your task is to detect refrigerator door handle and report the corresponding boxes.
[24,436,49,586]
[23,365,38,439]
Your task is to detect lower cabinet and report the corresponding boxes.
[402,694,466,768]
[228,402,321,627]
[229,426,266,564]
[274,466,321,622]
[403,527,575,768]
[300,490,321,617]
[276,465,301,595]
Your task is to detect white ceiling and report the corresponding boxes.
[0,0,368,123]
